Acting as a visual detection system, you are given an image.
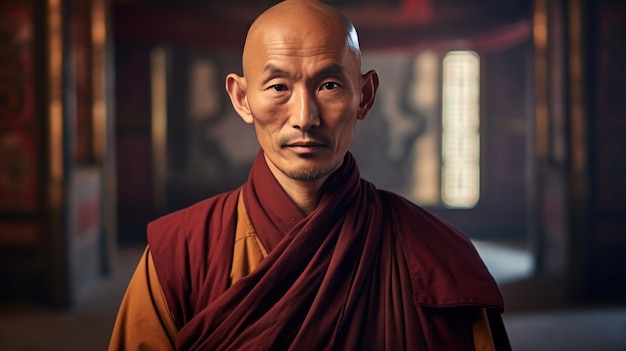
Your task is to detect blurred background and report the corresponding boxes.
[0,0,625,349]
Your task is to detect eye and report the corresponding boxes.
[270,84,288,92]
[320,82,339,91]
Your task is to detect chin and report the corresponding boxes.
[280,163,332,182]
[282,169,326,182]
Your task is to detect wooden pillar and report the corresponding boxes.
[532,0,626,302]
[0,0,115,307]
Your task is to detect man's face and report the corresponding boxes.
[240,25,365,182]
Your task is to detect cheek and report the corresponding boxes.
[328,115,357,148]
[248,97,286,132]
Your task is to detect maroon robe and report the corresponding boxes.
[148,151,510,350]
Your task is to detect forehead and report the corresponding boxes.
[263,26,349,60]
[251,36,358,83]
[244,24,357,79]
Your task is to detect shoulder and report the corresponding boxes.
[146,189,241,275]
[382,191,474,247]
[146,188,241,325]
[148,189,240,245]
[380,190,504,310]
[146,188,243,280]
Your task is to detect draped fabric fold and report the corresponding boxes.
[148,150,505,350]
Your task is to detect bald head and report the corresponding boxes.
[241,0,361,76]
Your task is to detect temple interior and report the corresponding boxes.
[1,0,625,349]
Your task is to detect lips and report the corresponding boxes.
[288,140,324,147]
[285,140,328,153]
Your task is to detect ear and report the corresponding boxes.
[357,70,379,120]
[225,73,253,124]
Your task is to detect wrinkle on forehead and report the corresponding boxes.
[242,0,361,76]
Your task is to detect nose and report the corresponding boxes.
[291,90,320,131]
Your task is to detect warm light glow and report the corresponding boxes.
[92,0,107,163]
[48,0,63,204]
[534,0,549,160]
[441,51,480,208]
[410,52,439,205]
[151,47,168,210]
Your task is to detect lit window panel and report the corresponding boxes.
[441,51,480,208]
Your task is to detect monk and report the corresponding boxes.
[109,0,511,350]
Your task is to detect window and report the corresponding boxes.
[441,51,480,208]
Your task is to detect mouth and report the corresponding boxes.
[285,140,328,155]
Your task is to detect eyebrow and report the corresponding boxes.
[261,63,347,82]
[262,64,289,77]
[317,63,347,79]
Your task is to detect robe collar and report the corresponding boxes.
[243,149,360,252]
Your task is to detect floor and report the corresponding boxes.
[0,243,625,351]
[475,241,626,351]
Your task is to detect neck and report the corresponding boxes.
[264,155,327,216]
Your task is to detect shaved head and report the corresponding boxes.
[242,0,361,77]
